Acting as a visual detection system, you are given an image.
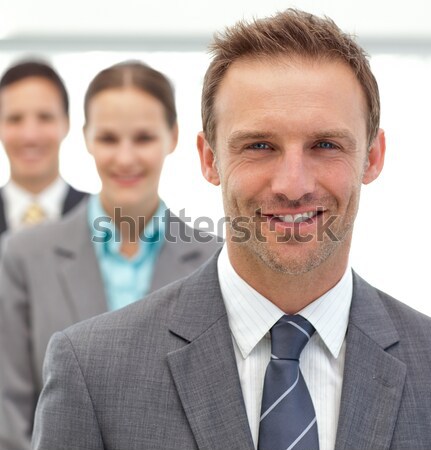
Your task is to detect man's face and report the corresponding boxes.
[0,76,69,190]
[198,56,385,276]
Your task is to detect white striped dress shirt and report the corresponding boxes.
[217,246,352,450]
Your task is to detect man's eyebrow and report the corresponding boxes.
[227,131,276,147]
[226,129,358,148]
[311,130,357,147]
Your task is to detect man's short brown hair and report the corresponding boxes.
[202,9,380,149]
[0,59,69,116]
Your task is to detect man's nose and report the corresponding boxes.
[270,148,315,202]
[20,119,41,142]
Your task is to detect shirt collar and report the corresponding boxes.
[3,180,33,221]
[36,177,68,216]
[5,177,66,201]
[217,246,352,360]
[3,177,67,229]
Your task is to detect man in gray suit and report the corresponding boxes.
[0,60,87,236]
[33,9,431,450]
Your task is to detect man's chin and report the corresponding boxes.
[251,239,338,276]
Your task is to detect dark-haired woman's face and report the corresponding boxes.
[84,87,177,216]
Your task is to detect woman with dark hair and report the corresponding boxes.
[0,61,220,449]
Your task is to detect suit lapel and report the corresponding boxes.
[150,239,193,292]
[150,211,214,292]
[0,190,8,234]
[167,254,255,450]
[53,202,107,322]
[61,185,88,215]
[335,273,407,450]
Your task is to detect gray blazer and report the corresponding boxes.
[0,201,221,450]
[32,253,431,450]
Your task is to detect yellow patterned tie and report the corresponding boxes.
[21,203,47,225]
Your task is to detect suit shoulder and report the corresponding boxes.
[168,216,223,256]
[377,288,431,322]
[2,201,87,258]
[376,288,431,342]
[2,218,68,256]
[62,273,187,341]
[2,222,59,259]
[61,250,220,349]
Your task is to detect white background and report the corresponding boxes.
[0,0,430,314]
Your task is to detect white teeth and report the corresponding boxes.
[294,213,307,223]
[277,211,317,223]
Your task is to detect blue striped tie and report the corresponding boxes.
[258,315,319,450]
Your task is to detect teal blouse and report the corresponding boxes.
[88,194,166,311]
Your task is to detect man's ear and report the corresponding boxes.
[197,131,220,186]
[61,116,70,141]
[83,125,93,156]
[362,128,386,185]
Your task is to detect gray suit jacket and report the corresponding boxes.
[0,201,221,450]
[32,253,431,450]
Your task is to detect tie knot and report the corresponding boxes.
[21,203,46,226]
[270,315,315,361]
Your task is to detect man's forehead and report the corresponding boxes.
[217,53,356,90]
[211,54,369,145]
[215,55,360,111]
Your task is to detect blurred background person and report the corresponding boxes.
[0,60,87,235]
[0,0,429,318]
[0,60,220,450]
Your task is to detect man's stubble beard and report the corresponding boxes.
[247,227,345,275]
[223,188,359,276]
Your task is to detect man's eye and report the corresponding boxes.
[315,141,338,150]
[97,135,117,144]
[248,142,271,150]
[6,115,22,124]
[38,113,55,122]
[134,134,155,143]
